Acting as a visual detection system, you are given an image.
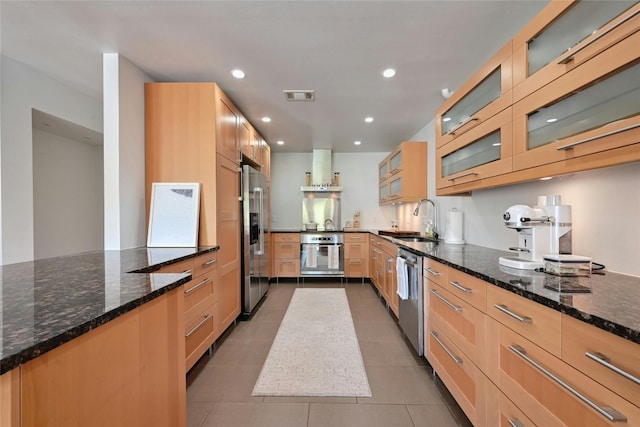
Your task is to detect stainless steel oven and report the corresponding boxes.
[300,233,344,276]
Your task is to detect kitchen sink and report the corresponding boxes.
[394,236,439,243]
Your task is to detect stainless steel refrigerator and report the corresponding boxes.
[241,164,269,317]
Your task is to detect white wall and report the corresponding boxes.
[103,54,151,250]
[0,56,102,265]
[409,119,640,276]
[33,129,104,259]
[270,152,396,231]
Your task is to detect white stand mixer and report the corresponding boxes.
[499,195,572,270]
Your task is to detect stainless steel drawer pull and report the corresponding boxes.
[431,331,463,364]
[508,420,525,427]
[449,281,472,293]
[430,289,462,312]
[448,171,478,182]
[585,351,640,385]
[425,268,441,276]
[494,304,532,323]
[509,344,627,423]
[446,116,480,136]
[202,259,217,266]
[557,8,640,64]
[184,277,212,295]
[185,314,213,338]
[556,123,640,150]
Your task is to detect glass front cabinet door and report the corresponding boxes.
[436,42,513,148]
[437,108,513,195]
[512,28,640,172]
[512,1,640,102]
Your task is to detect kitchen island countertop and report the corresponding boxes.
[0,246,217,374]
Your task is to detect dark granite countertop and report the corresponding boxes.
[0,246,217,374]
[389,238,640,345]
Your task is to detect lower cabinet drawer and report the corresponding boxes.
[185,305,216,371]
[487,285,561,357]
[428,319,487,427]
[275,259,300,277]
[491,321,640,427]
[345,258,368,277]
[428,282,486,370]
[184,273,216,325]
[562,315,640,407]
[486,379,536,427]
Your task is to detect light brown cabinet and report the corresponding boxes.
[2,288,186,427]
[145,82,246,346]
[155,251,219,371]
[368,235,398,315]
[378,141,428,205]
[425,260,488,426]
[344,233,369,279]
[435,42,513,148]
[512,1,640,103]
[273,233,300,278]
[436,108,513,195]
[511,30,640,173]
[435,2,640,196]
[486,316,640,427]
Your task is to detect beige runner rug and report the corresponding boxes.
[252,288,371,397]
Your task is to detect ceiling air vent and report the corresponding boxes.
[284,90,315,101]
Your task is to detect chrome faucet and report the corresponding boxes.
[413,199,438,238]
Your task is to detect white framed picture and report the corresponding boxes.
[147,182,200,247]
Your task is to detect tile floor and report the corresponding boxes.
[186,280,473,427]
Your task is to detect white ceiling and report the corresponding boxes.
[1,0,549,153]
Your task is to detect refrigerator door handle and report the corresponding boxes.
[254,187,265,255]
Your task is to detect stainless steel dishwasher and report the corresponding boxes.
[397,247,424,356]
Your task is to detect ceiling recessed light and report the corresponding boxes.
[546,118,558,123]
[364,117,374,123]
[539,176,553,181]
[277,140,284,145]
[442,117,452,122]
[492,142,501,147]
[354,140,362,145]
[261,117,271,123]
[231,69,245,79]
[382,68,396,78]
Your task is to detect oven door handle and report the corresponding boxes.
[399,256,417,268]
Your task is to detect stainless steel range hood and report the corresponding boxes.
[301,149,343,192]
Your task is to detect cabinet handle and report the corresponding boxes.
[430,289,462,312]
[202,259,217,267]
[431,331,463,364]
[508,419,525,427]
[350,259,361,264]
[425,267,441,276]
[556,123,640,150]
[447,171,478,182]
[446,116,479,136]
[449,281,472,293]
[494,304,532,323]
[185,314,213,338]
[281,244,292,248]
[509,344,627,423]
[386,257,393,273]
[281,260,293,264]
[184,277,212,295]
[557,8,640,65]
[585,351,640,385]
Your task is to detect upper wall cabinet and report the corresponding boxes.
[436,108,513,195]
[512,1,640,103]
[378,141,427,205]
[435,42,513,148]
[512,35,640,172]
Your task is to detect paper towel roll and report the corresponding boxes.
[444,210,465,244]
